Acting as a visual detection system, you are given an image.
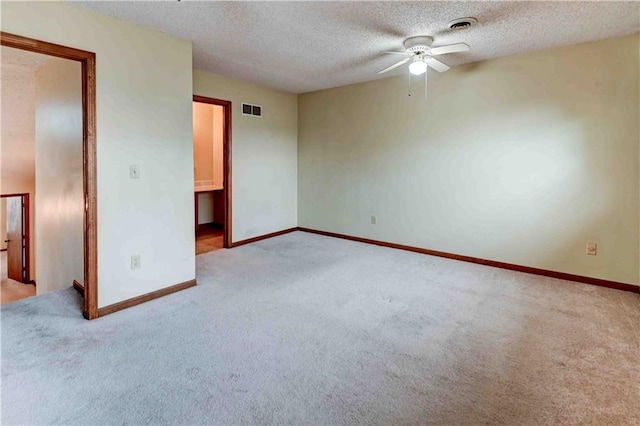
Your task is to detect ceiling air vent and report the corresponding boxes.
[447,17,477,31]
[242,103,262,118]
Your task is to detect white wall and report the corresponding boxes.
[298,34,640,286]
[196,192,214,225]
[34,57,83,295]
[193,70,298,242]
[2,2,195,307]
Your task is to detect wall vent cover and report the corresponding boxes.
[242,103,262,117]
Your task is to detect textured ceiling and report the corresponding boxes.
[76,1,639,94]
[1,47,53,181]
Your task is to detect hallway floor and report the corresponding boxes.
[196,223,224,254]
[1,251,35,304]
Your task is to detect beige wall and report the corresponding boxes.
[193,70,298,242]
[0,177,36,280]
[193,102,214,185]
[34,57,83,295]
[299,34,640,286]
[212,105,224,188]
[1,47,39,280]
[2,2,195,307]
[1,201,7,250]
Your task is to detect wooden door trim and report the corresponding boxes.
[1,193,30,198]
[1,32,98,319]
[193,95,232,248]
[1,193,30,283]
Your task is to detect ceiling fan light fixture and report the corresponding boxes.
[409,59,428,75]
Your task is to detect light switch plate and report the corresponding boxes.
[130,165,140,179]
[131,255,141,270]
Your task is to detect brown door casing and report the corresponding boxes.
[1,32,98,319]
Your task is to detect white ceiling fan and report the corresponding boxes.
[378,36,469,96]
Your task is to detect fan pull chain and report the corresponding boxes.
[408,73,412,97]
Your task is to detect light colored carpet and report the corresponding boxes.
[1,231,638,425]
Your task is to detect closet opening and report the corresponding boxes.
[192,95,232,253]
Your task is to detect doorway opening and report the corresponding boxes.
[1,32,98,319]
[192,95,232,254]
[1,194,34,304]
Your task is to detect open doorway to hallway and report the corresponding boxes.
[0,45,83,304]
[1,194,34,304]
[1,32,97,318]
[193,96,232,254]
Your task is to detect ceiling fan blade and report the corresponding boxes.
[425,57,450,72]
[429,43,470,55]
[377,57,411,74]
[382,51,411,55]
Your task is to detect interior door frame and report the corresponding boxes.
[1,32,98,319]
[193,95,232,248]
[1,193,30,283]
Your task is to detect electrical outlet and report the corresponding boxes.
[129,165,140,179]
[586,242,597,256]
[371,215,377,225]
[131,255,141,270]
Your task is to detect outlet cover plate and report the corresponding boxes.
[129,165,140,179]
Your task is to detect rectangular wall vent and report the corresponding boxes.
[242,103,262,117]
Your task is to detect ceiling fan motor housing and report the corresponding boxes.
[404,36,433,54]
